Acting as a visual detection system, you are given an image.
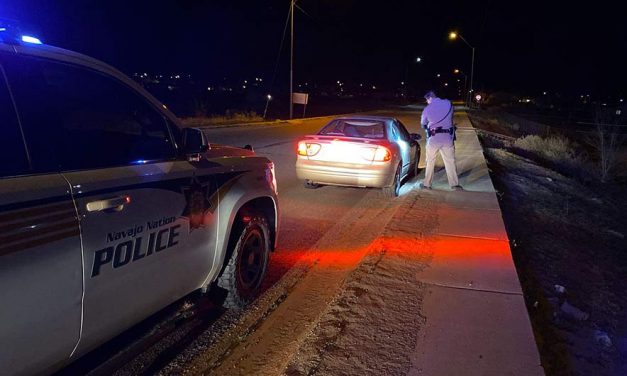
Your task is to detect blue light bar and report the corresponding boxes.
[21,35,42,44]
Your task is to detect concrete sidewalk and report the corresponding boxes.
[407,110,544,375]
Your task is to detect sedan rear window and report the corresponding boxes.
[318,119,386,139]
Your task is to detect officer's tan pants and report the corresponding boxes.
[423,143,459,187]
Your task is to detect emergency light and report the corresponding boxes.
[0,18,43,45]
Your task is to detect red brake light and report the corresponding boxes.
[361,146,391,162]
[297,141,321,156]
[374,147,391,162]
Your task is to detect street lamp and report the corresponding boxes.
[263,94,273,119]
[449,30,475,108]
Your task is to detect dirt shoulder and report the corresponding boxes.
[471,113,627,375]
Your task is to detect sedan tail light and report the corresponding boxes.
[297,141,321,157]
[360,146,391,162]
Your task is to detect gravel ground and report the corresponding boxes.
[478,137,627,376]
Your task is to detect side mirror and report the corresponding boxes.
[410,133,422,142]
[181,128,209,155]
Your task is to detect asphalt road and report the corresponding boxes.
[199,110,428,285]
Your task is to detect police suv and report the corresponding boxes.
[0,26,278,375]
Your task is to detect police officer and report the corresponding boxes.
[420,90,463,191]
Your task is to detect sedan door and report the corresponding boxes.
[390,120,413,176]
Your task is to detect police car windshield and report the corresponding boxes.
[318,120,386,139]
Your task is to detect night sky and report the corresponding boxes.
[2,1,626,97]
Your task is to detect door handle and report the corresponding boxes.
[86,195,131,212]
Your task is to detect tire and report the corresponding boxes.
[217,216,271,308]
[411,147,421,177]
[304,180,320,189]
[382,163,402,198]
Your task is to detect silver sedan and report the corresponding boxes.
[296,116,421,197]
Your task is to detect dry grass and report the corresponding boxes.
[513,135,593,180]
[181,111,264,127]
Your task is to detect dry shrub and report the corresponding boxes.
[485,117,500,127]
[514,135,592,180]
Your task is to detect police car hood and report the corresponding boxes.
[203,144,255,158]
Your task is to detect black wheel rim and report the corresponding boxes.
[238,228,265,290]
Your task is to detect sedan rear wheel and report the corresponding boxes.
[411,147,421,177]
[383,163,402,198]
[304,180,320,189]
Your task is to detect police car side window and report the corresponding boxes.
[3,55,176,171]
[0,63,30,177]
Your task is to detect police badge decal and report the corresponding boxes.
[181,176,214,231]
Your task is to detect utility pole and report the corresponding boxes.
[289,0,294,119]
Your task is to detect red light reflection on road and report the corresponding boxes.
[270,234,512,272]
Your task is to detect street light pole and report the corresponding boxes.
[449,31,476,108]
[289,0,294,119]
[469,45,475,107]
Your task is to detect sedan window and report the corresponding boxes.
[319,119,386,139]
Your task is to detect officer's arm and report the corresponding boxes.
[420,110,428,129]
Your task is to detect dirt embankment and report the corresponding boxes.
[470,111,627,376]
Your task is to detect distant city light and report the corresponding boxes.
[444,83,448,86]
[543,91,547,95]
[207,87,212,91]
[436,74,441,78]
[416,57,422,62]
[267,94,272,100]
[401,81,405,85]
[454,69,460,74]
[620,99,624,102]
[21,35,42,44]
[372,85,376,90]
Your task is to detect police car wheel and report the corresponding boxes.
[383,164,401,198]
[218,216,270,308]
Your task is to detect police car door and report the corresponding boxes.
[3,54,219,355]
[0,55,83,375]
